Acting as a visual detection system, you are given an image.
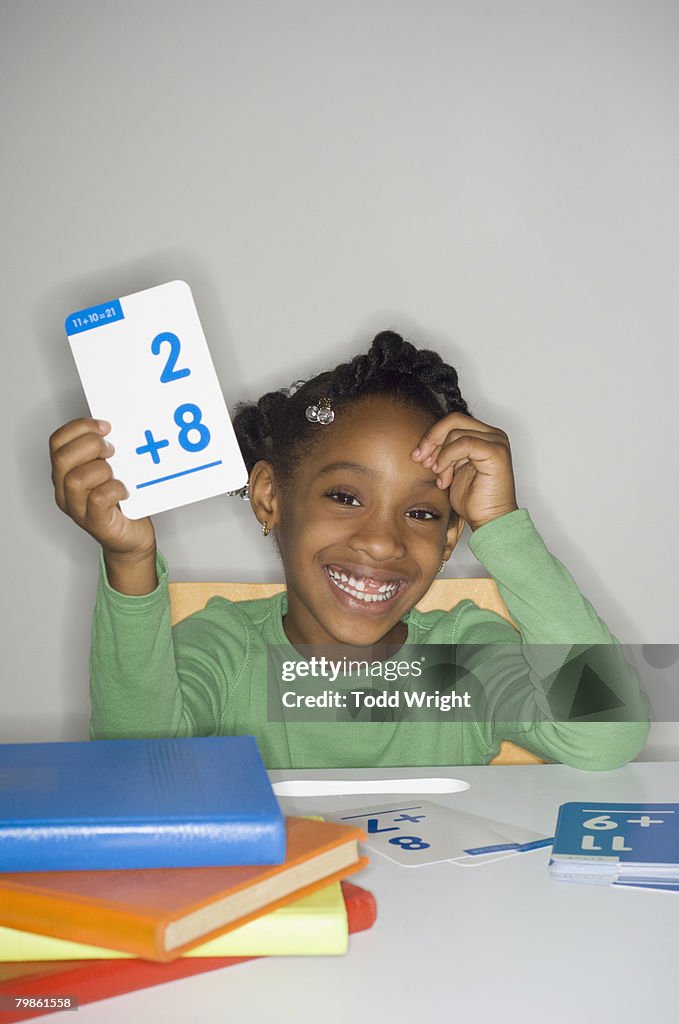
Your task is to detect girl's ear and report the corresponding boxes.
[248,460,281,530]
[442,515,466,562]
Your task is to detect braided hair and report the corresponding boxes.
[232,330,470,491]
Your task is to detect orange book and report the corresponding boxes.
[0,881,377,1022]
[0,817,367,963]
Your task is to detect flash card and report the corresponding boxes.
[327,800,533,867]
[65,281,248,519]
[452,835,553,868]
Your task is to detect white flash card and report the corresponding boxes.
[65,281,248,519]
[327,800,531,867]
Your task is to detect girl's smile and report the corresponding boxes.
[323,562,408,610]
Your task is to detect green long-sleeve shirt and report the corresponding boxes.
[89,509,649,770]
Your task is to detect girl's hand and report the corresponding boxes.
[49,417,156,561]
[411,412,518,530]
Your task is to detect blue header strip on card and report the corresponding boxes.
[464,842,521,856]
[65,299,124,336]
[517,837,554,853]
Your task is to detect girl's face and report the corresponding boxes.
[258,397,463,651]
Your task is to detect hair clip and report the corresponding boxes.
[226,483,250,501]
[305,397,335,425]
[278,379,306,399]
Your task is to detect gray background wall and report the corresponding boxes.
[2,0,677,756]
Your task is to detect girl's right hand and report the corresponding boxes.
[49,417,156,560]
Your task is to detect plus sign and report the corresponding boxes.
[627,816,664,827]
[135,429,170,464]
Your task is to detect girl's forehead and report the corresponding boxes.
[308,397,436,458]
[332,396,435,433]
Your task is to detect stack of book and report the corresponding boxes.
[548,801,679,891]
[0,737,375,1020]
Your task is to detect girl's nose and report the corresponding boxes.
[348,514,408,562]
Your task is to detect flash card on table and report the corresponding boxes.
[326,800,542,867]
[452,834,553,868]
[65,280,248,519]
[549,802,679,889]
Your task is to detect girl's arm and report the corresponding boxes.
[50,417,158,593]
[88,550,239,740]
[412,413,649,770]
[49,417,229,738]
[459,508,650,769]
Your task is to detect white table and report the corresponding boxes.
[48,763,679,1024]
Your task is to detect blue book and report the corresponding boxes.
[549,802,679,887]
[0,736,285,871]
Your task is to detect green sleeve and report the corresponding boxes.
[464,509,650,770]
[88,551,243,740]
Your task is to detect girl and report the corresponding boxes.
[49,331,649,769]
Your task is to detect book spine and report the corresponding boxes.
[340,880,377,933]
[0,890,163,961]
[0,821,286,872]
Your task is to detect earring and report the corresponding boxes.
[438,559,446,574]
[262,521,271,537]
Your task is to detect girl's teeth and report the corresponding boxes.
[327,568,400,603]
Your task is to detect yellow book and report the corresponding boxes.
[0,882,348,961]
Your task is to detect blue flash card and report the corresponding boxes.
[66,281,248,519]
[551,803,679,869]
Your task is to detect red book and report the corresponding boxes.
[0,881,377,1022]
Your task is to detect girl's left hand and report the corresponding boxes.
[411,412,518,530]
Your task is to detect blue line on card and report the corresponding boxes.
[517,837,554,852]
[339,806,423,821]
[136,460,223,489]
[581,808,675,814]
[464,843,521,856]
[65,299,124,335]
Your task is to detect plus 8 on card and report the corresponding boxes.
[65,281,247,519]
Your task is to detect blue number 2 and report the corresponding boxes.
[152,332,191,383]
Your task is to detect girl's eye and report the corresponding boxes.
[325,490,361,507]
[323,491,441,519]
[407,508,440,521]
